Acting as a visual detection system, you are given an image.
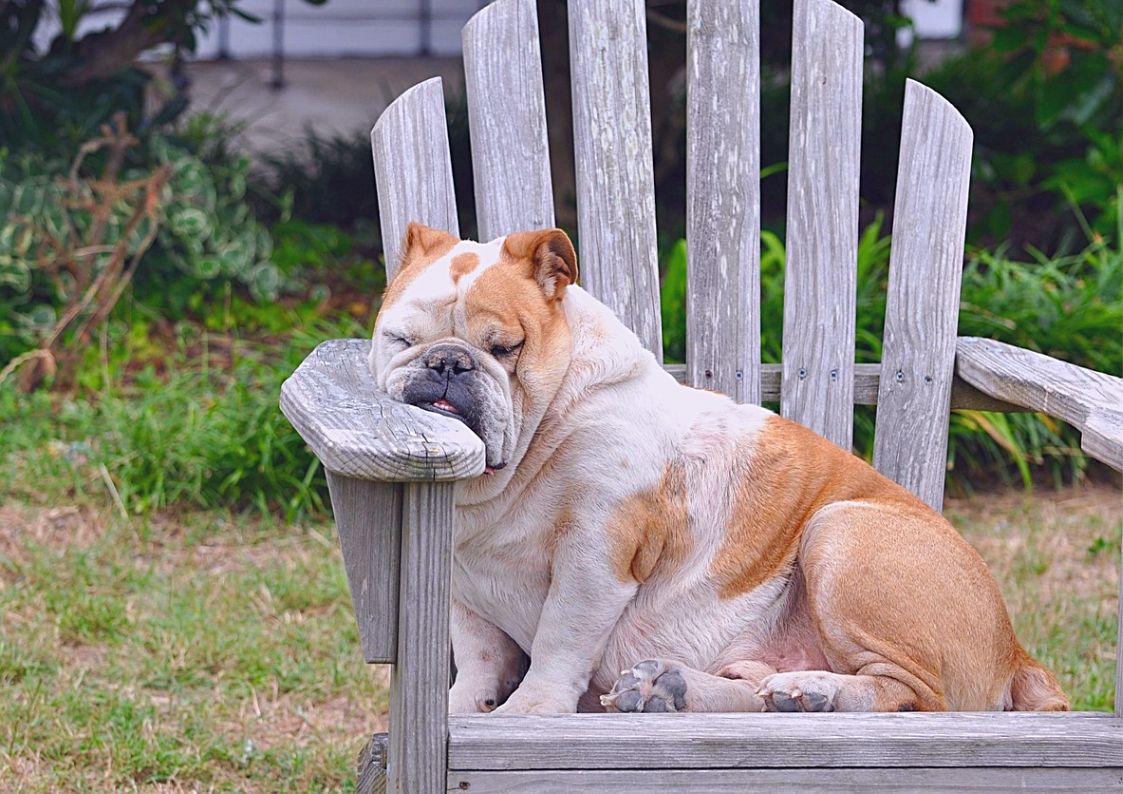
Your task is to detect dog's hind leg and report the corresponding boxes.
[601,658,777,713]
[774,500,1038,712]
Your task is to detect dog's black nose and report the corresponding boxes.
[424,344,474,376]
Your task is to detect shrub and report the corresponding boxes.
[659,218,1121,485]
[0,117,282,380]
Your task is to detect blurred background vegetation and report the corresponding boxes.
[0,0,1120,522]
[0,2,1119,789]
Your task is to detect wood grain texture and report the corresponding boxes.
[280,339,486,481]
[463,0,554,241]
[325,474,401,663]
[448,712,1123,771]
[663,361,1020,411]
[371,77,459,281]
[448,767,1123,792]
[872,80,973,510]
[685,0,760,402]
[955,337,1123,471]
[568,0,663,360]
[781,0,863,448]
[356,733,388,794]
[386,483,455,793]
[956,336,1123,717]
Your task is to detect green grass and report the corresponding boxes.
[0,507,388,792]
[948,486,1121,711]
[0,486,1115,790]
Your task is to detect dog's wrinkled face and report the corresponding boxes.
[370,223,577,471]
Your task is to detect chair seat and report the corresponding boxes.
[280,338,485,481]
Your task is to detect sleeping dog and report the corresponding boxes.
[368,222,1068,714]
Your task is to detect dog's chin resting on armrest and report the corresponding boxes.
[368,221,1069,715]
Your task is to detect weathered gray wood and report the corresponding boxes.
[280,339,485,481]
[662,361,1020,412]
[685,0,760,402]
[955,337,1123,471]
[463,0,554,241]
[448,712,1123,770]
[780,0,863,449]
[873,80,973,510]
[568,0,663,360]
[387,483,455,793]
[956,337,1123,717]
[448,767,1123,792]
[325,474,401,663]
[371,77,459,281]
[356,733,388,794]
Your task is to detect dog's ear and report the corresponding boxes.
[401,222,458,265]
[503,228,578,301]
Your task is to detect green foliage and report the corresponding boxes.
[143,118,281,306]
[0,315,365,521]
[922,0,1122,249]
[0,119,282,364]
[659,218,1121,484]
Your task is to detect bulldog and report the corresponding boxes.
[369,221,1068,715]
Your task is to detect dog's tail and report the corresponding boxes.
[1006,657,1069,711]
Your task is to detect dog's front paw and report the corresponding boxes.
[757,671,842,712]
[490,686,574,715]
[448,682,500,714]
[600,659,687,713]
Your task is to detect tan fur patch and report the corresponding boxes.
[463,247,569,372]
[607,462,693,584]
[381,232,458,310]
[449,252,480,283]
[711,416,922,600]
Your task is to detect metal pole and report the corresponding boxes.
[419,0,432,56]
[271,0,285,90]
[217,14,230,60]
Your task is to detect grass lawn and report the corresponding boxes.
[0,484,1118,791]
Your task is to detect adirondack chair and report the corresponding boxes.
[279,0,1123,790]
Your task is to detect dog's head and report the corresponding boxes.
[370,222,578,471]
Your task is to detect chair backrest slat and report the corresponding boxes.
[873,80,973,510]
[463,0,554,241]
[371,78,459,281]
[780,0,863,448]
[685,0,761,403]
[568,0,663,361]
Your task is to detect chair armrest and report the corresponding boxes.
[280,338,486,482]
[955,337,1123,471]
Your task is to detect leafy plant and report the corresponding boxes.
[659,215,1121,485]
[0,117,282,380]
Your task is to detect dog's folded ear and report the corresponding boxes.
[503,228,579,301]
[401,221,458,265]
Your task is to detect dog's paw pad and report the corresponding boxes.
[758,672,839,713]
[600,659,687,713]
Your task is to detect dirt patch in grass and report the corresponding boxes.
[0,486,1117,791]
[0,503,105,572]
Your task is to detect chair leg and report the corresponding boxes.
[356,732,388,794]
[386,482,456,793]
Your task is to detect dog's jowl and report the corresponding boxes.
[370,222,1068,715]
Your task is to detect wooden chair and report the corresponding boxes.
[279,0,1123,790]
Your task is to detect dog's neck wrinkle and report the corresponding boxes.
[454,287,652,514]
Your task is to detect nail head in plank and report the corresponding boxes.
[781,0,863,448]
[448,767,1123,792]
[685,0,761,403]
[873,80,973,511]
